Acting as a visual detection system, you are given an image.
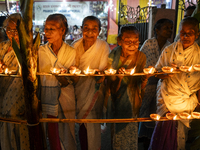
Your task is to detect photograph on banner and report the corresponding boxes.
[34,1,108,42]
[149,0,172,9]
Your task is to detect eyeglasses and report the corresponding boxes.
[6,29,18,35]
[122,39,140,45]
[180,31,195,37]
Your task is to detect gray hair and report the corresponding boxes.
[118,25,139,40]
[46,13,68,40]
[3,13,21,28]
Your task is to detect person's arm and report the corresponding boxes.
[155,73,174,79]
[154,46,175,79]
[56,76,70,87]
[110,67,125,93]
[140,57,148,98]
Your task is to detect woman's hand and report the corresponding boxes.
[118,67,125,74]
[68,65,80,84]
[0,60,6,71]
[117,67,125,80]
[171,63,177,68]
[96,76,105,84]
[56,76,69,87]
[0,60,3,68]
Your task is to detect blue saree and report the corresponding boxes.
[107,46,147,150]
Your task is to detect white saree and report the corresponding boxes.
[38,42,76,149]
[155,40,200,149]
[72,38,110,150]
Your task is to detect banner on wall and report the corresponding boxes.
[34,2,92,26]
[151,0,172,9]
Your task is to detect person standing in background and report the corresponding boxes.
[138,18,173,150]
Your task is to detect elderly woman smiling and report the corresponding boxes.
[38,14,76,150]
[72,16,110,150]
[106,25,148,150]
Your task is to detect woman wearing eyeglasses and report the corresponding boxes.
[38,14,76,150]
[0,13,31,150]
[105,25,148,150]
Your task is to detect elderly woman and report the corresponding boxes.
[107,25,148,150]
[71,16,110,150]
[0,13,30,150]
[138,18,173,147]
[38,14,76,150]
[149,17,200,150]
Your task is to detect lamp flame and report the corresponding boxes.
[173,115,177,120]
[130,66,136,75]
[188,65,193,72]
[187,115,191,119]
[109,68,115,74]
[156,115,160,120]
[5,68,9,74]
[72,68,76,74]
[52,68,57,73]
[85,66,89,74]
[170,68,173,72]
[149,67,153,74]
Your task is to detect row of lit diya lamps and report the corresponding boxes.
[150,112,200,121]
[47,64,200,75]
[0,68,17,75]
[1,64,200,75]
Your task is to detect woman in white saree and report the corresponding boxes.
[72,16,110,150]
[149,17,200,150]
[38,14,76,150]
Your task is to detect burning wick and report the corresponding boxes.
[84,66,95,75]
[53,68,57,73]
[149,67,153,74]
[150,114,160,121]
[85,66,89,74]
[170,68,173,72]
[109,68,115,74]
[187,115,191,119]
[72,68,76,74]
[130,66,136,75]
[188,65,193,72]
[173,115,177,120]
[156,115,160,120]
[5,68,9,75]
[51,68,60,74]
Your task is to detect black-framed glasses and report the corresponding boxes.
[122,39,140,45]
[6,29,18,35]
[180,31,195,37]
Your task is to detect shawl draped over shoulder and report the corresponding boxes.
[155,40,200,122]
[38,42,76,118]
[72,38,110,150]
[72,38,110,119]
